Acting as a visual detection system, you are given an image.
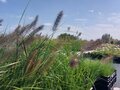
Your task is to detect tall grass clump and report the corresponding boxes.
[0,10,115,90]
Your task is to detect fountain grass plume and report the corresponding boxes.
[52,11,63,31]
[19,15,39,35]
[0,19,3,26]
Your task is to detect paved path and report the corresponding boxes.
[113,64,120,88]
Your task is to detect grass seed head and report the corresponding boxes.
[69,58,79,68]
[52,11,63,31]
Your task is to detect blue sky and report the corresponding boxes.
[1,0,120,40]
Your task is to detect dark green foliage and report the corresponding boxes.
[58,33,78,40]
[101,34,112,44]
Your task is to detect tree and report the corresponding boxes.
[101,34,112,43]
[58,33,78,40]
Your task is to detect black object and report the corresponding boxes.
[113,56,120,63]
[92,70,117,90]
[84,53,108,60]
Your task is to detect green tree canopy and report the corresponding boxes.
[101,34,113,43]
[58,33,78,40]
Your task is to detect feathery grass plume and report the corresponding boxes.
[67,27,71,31]
[25,50,38,74]
[19,15,39,35]
[0,25,21,46]
[18,17,41,56]
[27,25,44,39]
[69,54,80,68]
[78,32,82,36]
[52,11,63,31]
[20,24,44,68]
[77,32,82,38]
[11,25,21,41]
[10,15,39,41]
[14,25,21,34]
[19,25,44,46]
[15,0,32,59]
[69,58,79,68]
[14,16,39,44]
[9,17,40,43]
[27,11,64,54]
[0,19,3,26]
[0,18,43,60]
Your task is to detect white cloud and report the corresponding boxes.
[88,10,95,13]
[74,18,87,22]
[28,16,34,20]
[0,0,7,3]
[107,13,120,24]
[82,12,120,40]
[63,14,68,18]
[82,23,120,40]
[44,23,52,26]
[98,12,102,15]
[88,10,103,16]
[9,24,18,32]
[95,23,114,28]
[9,15,35,21]
[9,15,21,19]
[5,11,120,40]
